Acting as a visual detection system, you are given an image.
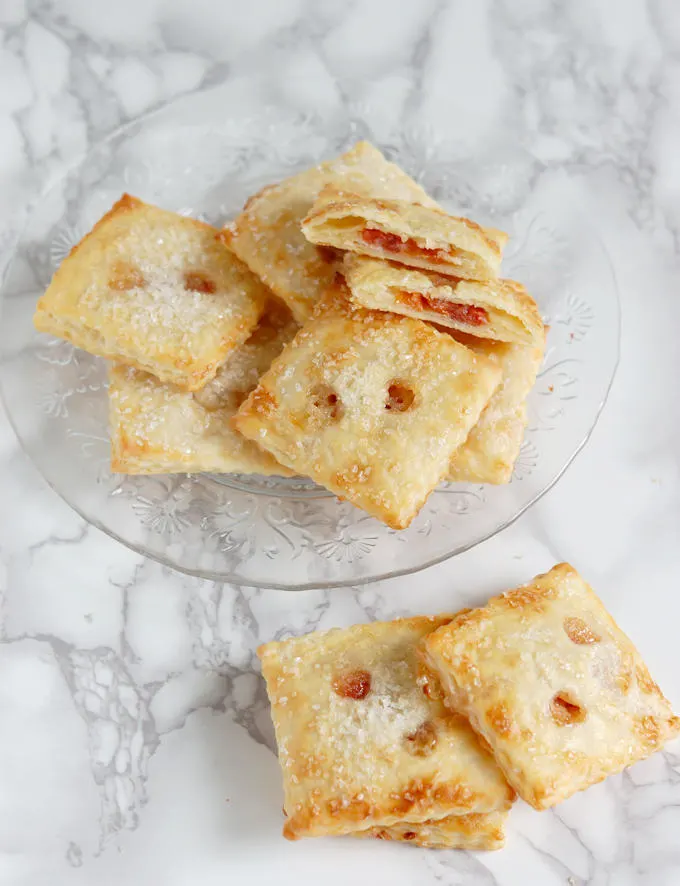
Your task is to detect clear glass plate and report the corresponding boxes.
[0,94,619,589]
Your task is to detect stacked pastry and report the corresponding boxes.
[259,564,680,849]
[34,143,546,529]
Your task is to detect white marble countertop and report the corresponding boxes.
[2,2,680,884]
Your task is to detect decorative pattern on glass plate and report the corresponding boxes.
[0,98,619,589]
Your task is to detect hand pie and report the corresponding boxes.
[109,301,298,476]
[34,194,267,391]
[358,810,507,851]
[224,141,440,323]
[302,187,507,283]
[424,563,680,810]
[233,287,502,529]
[258,616,514,841]
[343,253,543,346]
[446,330,546,484]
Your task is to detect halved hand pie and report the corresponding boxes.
[109,301,298,475]
[343,253,543,346]
[302,187,507,283]
[224,141,441,323]
[424,563,680,810]
[258,616,514,841]
[233,286,502,529]
[446,330,546,484]
[34,195,267,391]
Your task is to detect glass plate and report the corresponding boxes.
[0,93,619,589]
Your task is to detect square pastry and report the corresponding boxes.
[225,141,440,323]
[343,253,543,346]
[303,188,508,283]
[233,287,502,529]
[358,810,508,851]
[446,330,546,484]
[258,616,514,841]
[34,194,267,391]
[109,300,298,476]
[424,563,680,810]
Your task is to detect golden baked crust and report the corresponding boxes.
[343,254,543,346]
[34,194,267,391]
[109,301,298,475]
[358,810,507,850]
[446,330,546,484]
[233,287,502,529]
[258,616,514,840]
[224,142,441,323]
[303,188,507,282]
[424,563,680,810]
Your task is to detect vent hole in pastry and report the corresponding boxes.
[385,382,415,412]
[550,692,586,726]
[184,271,217,293]
[403,720,438,757]
[563,617,600,645]
[310,385,343,421]
[332,669,371,700]
[402,832,417,841]
[109,264,145,291]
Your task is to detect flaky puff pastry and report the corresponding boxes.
[258,616,514,841]
[302,187,507,283]
[34,195,267,391]
[234,286,502,529]
[109,301,298,476]
[424,563,680,811]
[357,810,507,851]
[224,141,441,323]
[343,253,543,346]
[446,329,546,484]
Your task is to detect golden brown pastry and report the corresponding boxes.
[35,194,267,391]
[342,253,543,346]
[234,286,502,529]
[358,810,507,850]
[424,563,680,810]
[303,187,507,282]
[224,142,441,323]
[258,615,514,841]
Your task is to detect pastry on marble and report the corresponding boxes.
[34,194,267,391]
[233,285,502,529]
[303,187,508,284]
[258,615,515,841]
[224,141,442,323]
[446,329,546,484]
[424,563,680,811]
[109,300,298,476]
[342,253,542,346]
[357,810,508,851]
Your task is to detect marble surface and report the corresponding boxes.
[1,1,680,884]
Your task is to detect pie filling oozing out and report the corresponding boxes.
[393,288,489,327]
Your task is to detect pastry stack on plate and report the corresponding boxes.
[33,142,546,529]
[259,563,680,849]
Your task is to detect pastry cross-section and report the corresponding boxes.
[303,188,508,283]
[258,616,514,841]
[358,810,508,851]
[446,330,546,484]
[424,563,680,810]
[343,253,543,346]
[224,141,441,323]
[233,288,503,529]
[109,301,298,476]
[34,194,267,391]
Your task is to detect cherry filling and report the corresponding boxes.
[395,289,489,327]
[361,227,442,259]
